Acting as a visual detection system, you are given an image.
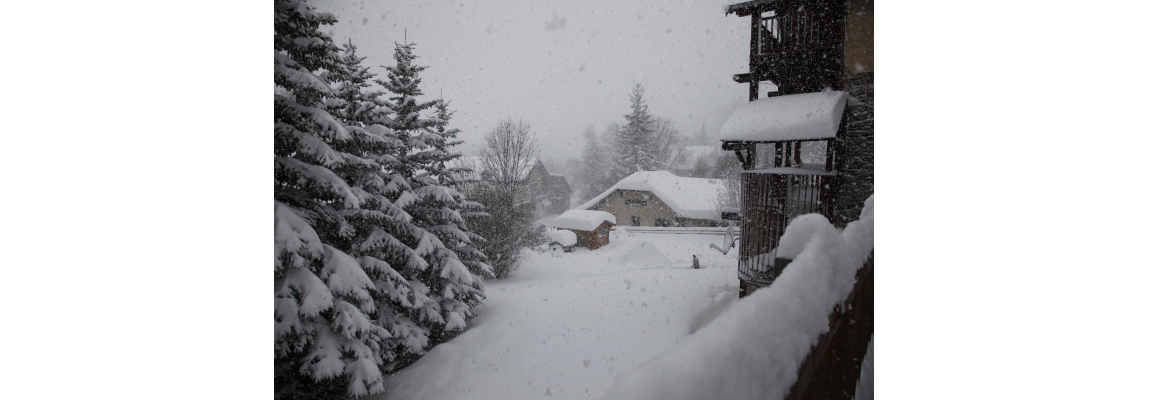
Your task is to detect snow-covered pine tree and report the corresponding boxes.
[328,39,384,126]
[274,1,398,398]
[375,42,492,360]
[578,128,613,199]
[322,37,443,375]
[612,83,659,177]
[427,99,467,189]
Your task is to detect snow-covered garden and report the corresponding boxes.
[377,195,873,400]
[376,229,740,399]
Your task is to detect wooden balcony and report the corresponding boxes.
[731,0,847,96]
[738,169,838,289]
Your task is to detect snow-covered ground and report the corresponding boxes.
[374,230,739,400]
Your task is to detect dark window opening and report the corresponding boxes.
[625,199,647,206]
[631,216,640,226]
[655,219,669,227]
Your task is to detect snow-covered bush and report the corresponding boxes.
[464,183,546,278]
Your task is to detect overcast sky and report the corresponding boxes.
[310,0,774,170]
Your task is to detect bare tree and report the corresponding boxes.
[480,118,540,190]
[467,118,546,279]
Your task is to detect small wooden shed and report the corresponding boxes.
[551,210,616,250]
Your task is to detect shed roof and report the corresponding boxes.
[576,171,725,220]
[719,91,848,143]
[552,210,616,231]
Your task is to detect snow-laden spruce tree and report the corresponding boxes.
[274,0,400,397]
[328,39,383,126]
[578,127,614,199]
[611,83,659,177]
[375,42,492,358]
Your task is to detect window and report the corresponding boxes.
[681,219,694,227]
[630,216,640,226]
[625,199,647,206]
[655,219,669,227]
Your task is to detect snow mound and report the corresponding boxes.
[548,229,577,246]
[607,239,670,268]
[600,195,874,400]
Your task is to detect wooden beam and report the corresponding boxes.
[733,73,757,83]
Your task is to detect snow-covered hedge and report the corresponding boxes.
[600,195,874,400]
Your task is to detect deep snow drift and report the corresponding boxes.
[374,230,738,400]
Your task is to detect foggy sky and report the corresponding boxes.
[310,0,774,169]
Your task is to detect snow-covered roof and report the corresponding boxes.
[719,91,848,142]
[577,171,725,220]
[552,210,616,231]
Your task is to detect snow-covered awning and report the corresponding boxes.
[552,210,616,232]
[719,91,848,143]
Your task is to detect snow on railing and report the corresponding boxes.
[599,196,873,400]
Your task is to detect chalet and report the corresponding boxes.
[551,210,616,250]
[576,171,725,228]
[448,156,571,217]
[523,159,572,217]
[720,0,874,296]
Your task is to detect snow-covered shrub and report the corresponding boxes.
[464,184,546,278]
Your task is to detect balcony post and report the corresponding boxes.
[749,10,761,101]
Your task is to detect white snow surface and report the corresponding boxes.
[548,229,577,246]
[551,209,616,231]
[576,170,725,220]
[600,195,873,400]
[373,231,739,400]
[719,91,848,142]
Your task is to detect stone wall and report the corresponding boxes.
[833,71,874,228]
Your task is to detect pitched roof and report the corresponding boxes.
[719,91,848,142]
[552,210,617,231]
[576,171,725,220]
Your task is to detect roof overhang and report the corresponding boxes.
[726,0,785,16]
[719,91,848,144]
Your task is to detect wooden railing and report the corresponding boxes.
[739,171,837,285]
[785,252,874,400]
[755,7,842,58]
